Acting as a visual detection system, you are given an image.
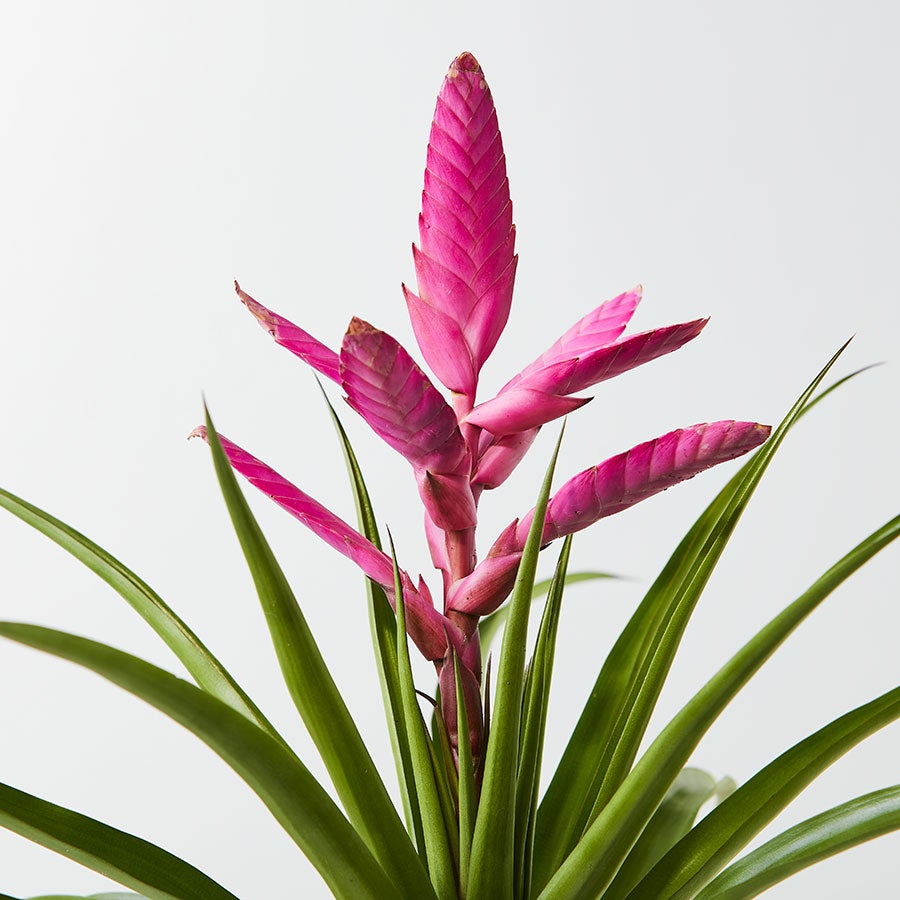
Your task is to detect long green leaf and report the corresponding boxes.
[391,540,457,900]
[425,707,462,876]
[203,409,432,897]
[468,427,564,899]
[627,690,900,899]
[532,343,848,889]
[25,895,145,899]
[478,570,616,661]
[0,488,272,736]
[0,623,395,900]
[27,895,144,899]
[601,768,717,900]
[696,785,900,899]
[537,512,900,900]
[515,536,572,899]
[0,782,236,900]
[26,895,144,900]
[454,654,477,898]
[319,385,425,849]
[794,363,882,423]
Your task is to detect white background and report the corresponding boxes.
[1,2,897,897]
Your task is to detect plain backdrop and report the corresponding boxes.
[1,2,897,897]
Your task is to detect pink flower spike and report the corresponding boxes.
[190,426,450,662]
[407,52,516,398]
[235,282,341,384]
[516,421,772,546]
[340,317,477,531]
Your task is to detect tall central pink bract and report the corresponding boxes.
[197,52,771,765]
[403,51,516,405]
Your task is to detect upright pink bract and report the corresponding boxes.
[198,52,771,763]
[403,52,516,405]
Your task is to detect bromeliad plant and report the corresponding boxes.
[0,52,897,900]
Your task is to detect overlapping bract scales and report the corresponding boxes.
[340,318,476,531]
[447,421,771,616]
[404,52,516,399]
[190,427,451,662]
[521,420,772,545]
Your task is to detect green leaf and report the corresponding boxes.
[0,488,272,737]
[516,537,571,898]
[0,623,396,900]
[627,690,900,900]
[795,363,882,422]
[532,343,849,890]
[23,896,147,900]
[202,409,432,897]
[697,785,900,899]
[468,426,565,899]
[24,893,149,899]
[425,706,462,876]
[0,781,235,900]
[390,539,457,900]
[478,570,617,660]
[319,384,424,849]
[537,512,900,900]
[454,654,477,898]
[601,768,717,900]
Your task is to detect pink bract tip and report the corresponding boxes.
[449,52,482,75]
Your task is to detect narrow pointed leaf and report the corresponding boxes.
[696,786,900,900]
[477,570,619,660]
[537,510,900,900]
[25,895,146,899]
[532,343,848,891]
[795,363,882,423]
[391,542,457,900]
[454,654,477,898]
[601,768,717,900]
[202,410,433,897]
[319,385,425,851]
[468,426,564,898]
[625,690,900,900]
[515,536,571,898]
[0,487,274,738]
[0,624,395,900]
[426,704,462,875]
[0,782,237,900]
